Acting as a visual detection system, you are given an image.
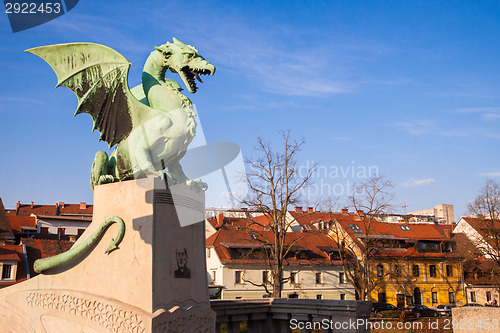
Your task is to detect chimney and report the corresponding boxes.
[16,201,20,209]
[80,202,87,210]
[444,229,451,239]
[30,201,34,208]
[217,213,224,226]
[356,210,364,215]
[59,201,65,208]
[341,208,348,215]
[295,207,303,213]
[307,207,314,213]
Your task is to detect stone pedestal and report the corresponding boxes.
[0,178,215,333]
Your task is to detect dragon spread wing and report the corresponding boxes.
[26,42,151,148]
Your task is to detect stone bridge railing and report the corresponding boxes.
[210,298,371,333]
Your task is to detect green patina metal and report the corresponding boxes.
[26,38,215,191]
[33,216,125,274]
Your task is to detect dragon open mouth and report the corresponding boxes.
[180,67,212,93]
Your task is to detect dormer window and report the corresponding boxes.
[1,263,14,280]
[348,224,362,233]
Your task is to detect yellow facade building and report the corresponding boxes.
[331,215,465,307]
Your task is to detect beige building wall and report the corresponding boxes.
[465,285,500,305]
[210,263,355,300]
[409,204,455,224]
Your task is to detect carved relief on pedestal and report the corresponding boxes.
[24,290,148,333]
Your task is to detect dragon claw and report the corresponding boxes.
[186,179,208,192]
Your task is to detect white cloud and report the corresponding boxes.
[392,119,434,135]
[452,107,500,114]
[402,178,436,188]
[479,172,500,177]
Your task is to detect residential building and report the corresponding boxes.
[206,227,355,300]
[289,208,465,307]
[453,217,500,260]
[453,217,500,305]
[6,201,93,239]
[408,204,455,224]
[0,244,30,288]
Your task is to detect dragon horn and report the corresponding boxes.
[172,37,187,47]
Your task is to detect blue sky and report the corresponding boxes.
[0,0,499,218]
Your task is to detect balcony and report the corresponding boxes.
[211,298,371,333]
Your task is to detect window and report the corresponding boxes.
[340,294,346,300]
[429,265,436,277]
[315,272,323,284]
[235,271,242,284]
[420,243,426,250]
[486,291,492,302]
[446,265,453,277]
[432,292,438,303]
[206,248,211,258]
[40,227,49,234]
[412,265,419,277]
[394,264,401,277]
[290,272,297,284]
[57,227,65,236]
[317,294,323,300]
[211,270,216,282]
[400,225,411,231]
[262,270,270,284]
[339,272,345,284]
[77,229,85,236]
[377,264,384,277]
[1,264,12,280]
[348,224,362,233]
[470,291,476,303]
[449,291,456,304]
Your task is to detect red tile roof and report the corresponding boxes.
[463,259,500,285]
[58,203,93,215]
[0,245,22,261]
[207,228,342,266]
[21,238,74,276]
[16,203,58,216]
[7,215,36,233]
[460,217,500,248]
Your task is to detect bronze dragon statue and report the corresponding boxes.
[26,38,215,191]
[27,38,214,273]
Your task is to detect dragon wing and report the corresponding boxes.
[26,42,151,148]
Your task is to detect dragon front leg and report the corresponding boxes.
[91,151,116,191]
[168,161,208,191]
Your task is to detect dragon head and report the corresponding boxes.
[155,38,215,93]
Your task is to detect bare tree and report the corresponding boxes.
[467,179,500,268]
[326,176,395,301]
[238,130,316,297]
